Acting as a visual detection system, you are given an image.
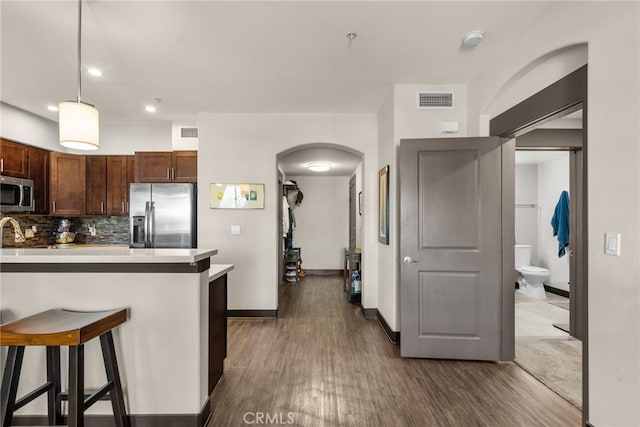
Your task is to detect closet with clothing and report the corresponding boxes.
[282,181,304,282]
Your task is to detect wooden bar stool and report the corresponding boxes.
[0,308,129,427]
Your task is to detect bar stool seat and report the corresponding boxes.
[0,308,129,427]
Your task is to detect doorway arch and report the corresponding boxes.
[276,143,365,308]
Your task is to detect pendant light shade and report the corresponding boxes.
[59,0,100,150]
[59,101,99,150]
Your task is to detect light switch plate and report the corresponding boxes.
[605,232,621,256]
[231,225,241,235]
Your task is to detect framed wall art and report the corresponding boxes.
[210,183,265,209]
[378,165,390,244]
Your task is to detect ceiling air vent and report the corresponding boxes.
[417,92,454,109]
[179,126,198,139]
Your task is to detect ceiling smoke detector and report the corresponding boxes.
[462,30,484,48]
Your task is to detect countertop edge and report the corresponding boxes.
[209,264,234,282]
[0,248,218,264]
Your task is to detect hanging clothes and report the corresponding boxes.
[286,207,295,250]
[282,196,290,237]
[551,190,570,257]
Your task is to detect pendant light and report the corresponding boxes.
[59,0,99,150]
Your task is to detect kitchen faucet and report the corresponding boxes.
[0,216,26,248]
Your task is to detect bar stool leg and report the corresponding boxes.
[46,346,63,425]
[1,346,24,427]
[100,331,129,427]
[68,345,85,427]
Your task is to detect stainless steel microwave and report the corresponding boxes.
[0,175,34,212]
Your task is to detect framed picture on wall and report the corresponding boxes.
[210,183,265,209]
[378,165,390,244]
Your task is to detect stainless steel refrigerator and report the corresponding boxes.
[129,183,197,248]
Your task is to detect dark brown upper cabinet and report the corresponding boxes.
[106,156,129,216]
[134,151,197,183]
[1,139,29,178]
[86,156,107,215]
[172,151,197,182]
[50,152,86,215]
[28,146,49,214]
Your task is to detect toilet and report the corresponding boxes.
[515,244,550,299]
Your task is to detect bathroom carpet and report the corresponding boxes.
[515,338,582,409]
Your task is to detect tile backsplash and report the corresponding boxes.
[1,214,129,248]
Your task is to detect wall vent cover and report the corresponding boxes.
[417,92,454,109]
[179,126,198,138]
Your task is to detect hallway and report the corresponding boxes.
[208,276,581,426]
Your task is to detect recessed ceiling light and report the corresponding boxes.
[87,67,103,77]
[462,30,484,48]
[307,162,332,172]
[47,105,59,112]
[145,105,157,113]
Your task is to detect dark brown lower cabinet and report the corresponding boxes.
[209,274,228,394]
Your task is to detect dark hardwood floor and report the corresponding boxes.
[208,275,581,426]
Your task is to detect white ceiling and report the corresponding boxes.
[515,151,570,165]
[1,1,555,126]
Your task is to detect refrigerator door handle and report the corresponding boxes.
[144,201,151,247]
[149,201,156,247]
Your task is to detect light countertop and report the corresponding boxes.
[0,247,218,264]
[209,264,234,281]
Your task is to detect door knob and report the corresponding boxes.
[403,256,417,264]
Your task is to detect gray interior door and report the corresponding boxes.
[399,136,508,360]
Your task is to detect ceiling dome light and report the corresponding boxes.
[307,162,332,172]
[87,67,103,77]
[462,30,484,48]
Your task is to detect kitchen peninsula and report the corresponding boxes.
[0,247,232,426]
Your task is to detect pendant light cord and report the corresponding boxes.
[77,0,82,103]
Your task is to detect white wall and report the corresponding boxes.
[197,113,378,311]
[93,123,172,155]
[0,102,58,150]
[538,155,570,291]
[287,175,349,270]
[468,2,640,424]
[1,102,172,154]
[377,83,468,332]
[171,122,199,151]
[515,163,539,264]
[376,93,396,328]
